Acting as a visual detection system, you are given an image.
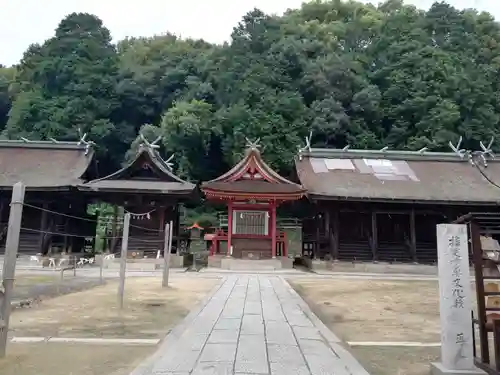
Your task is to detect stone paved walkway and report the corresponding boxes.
[131,275,370,375]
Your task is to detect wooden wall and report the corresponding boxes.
[302,200,478,264]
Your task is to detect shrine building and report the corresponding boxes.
[79,136,195,257]
[201,140,306,261]
[0,138,98,255]
[0,135,195,258]
[295,145,500,264]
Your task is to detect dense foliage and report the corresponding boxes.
[2,0,500,180]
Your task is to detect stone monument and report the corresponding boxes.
[430,224,485,375]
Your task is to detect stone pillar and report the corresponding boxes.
[431,224,485,375]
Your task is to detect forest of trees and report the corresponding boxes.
[1,0,500,182]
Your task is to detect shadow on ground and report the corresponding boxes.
[12,275,104,305]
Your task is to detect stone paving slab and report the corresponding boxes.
[129,275,371,375]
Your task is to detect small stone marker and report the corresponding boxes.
[431,224,485,375]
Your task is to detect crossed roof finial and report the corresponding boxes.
[298,131,313,153]
[449,135,495,168]
[138,132,174,168]
[77,128,95,155]
[449,136,467,159]
[164,153,175,169]
[245,137,261,150]
[139,133,162,150]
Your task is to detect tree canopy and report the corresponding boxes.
[3,1,500,180]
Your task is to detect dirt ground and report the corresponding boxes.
[14,275,57,286]
[288,278,475,375]
[10,276,219,338]
[0,344,153,375]
[350,346,441,375]
[0,276,219,375]
[12,274,104,303]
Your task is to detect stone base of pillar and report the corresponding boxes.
[280,257,294,269]
[430,362,486,375]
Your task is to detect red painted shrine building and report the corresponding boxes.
[201,141,306,259]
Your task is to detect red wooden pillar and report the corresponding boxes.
[227,202,233,257]
[271,203,277,258]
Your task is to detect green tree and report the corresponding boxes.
[6,1,500,182]
[160,99,218,181]
[5,13,130,172]
[0,66,15,132]
[114,34,216,135]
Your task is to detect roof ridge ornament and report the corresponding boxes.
[480,137,495,160]
[449,136,495,168]
[298,131,313,160]
[449,136,467,159]
[77,128,95,156]
[164,153,175,169]
[139,133,162,150]
[245,137,261,150]
[138,132,175,169]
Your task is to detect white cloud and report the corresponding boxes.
[0,0,498,66]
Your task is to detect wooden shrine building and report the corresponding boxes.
[295,146,500,264]
[0,139,98,254]
[79,136,195,257]
[201,140,306,259]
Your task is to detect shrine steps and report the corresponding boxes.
[208,256,293,271]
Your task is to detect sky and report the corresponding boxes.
[0,0,496,67]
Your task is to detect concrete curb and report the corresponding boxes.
[11,266,188,273]
[128,276,227,375]
[281,276,371,375]
[10,336,160,345]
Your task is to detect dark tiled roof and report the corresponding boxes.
[0,140,94,189]
[81,180,193,194]
[80,145,195,194]
[295,148,500,204]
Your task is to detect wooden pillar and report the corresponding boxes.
[38,202,48,253]
[0,200,5,223]
[325,209,331,257]
[315,213,321,260]
[471,222,490,364]
[63,219,69,253]
[0,200,5,247]
[174,205,181,255]
[332,210,339,260]
[271,203,277,258]
[159,207,165,231]
[409,208,417,262]
[110,204,118,251]
[371,211,378,261]
[227,202,233,257]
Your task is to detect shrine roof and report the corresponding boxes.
[295,147,500,204]
[0,138,95,190]
[80,143,195,195]
[204,180,306,194]
[202,141,305,200]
